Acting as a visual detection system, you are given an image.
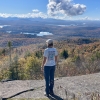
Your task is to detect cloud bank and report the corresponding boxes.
[0,10,47,18]
[0,0,87,20]
[47,0,86,16]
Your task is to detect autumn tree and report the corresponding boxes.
[25,56,41,79]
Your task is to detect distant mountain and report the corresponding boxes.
[0,17,100,27]
[0,17,100,47]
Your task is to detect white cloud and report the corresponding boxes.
[0,0,100,20]
[95,18,100,20]
[0,10,48,19]
[47,0,86,16]
[83,16,90,20]
[78,16,100,21]
[0,0,87,20]
[32,9,39,13]
[0,13,12,18]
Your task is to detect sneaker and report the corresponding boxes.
[44,92,49,97]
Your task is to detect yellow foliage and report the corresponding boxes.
[0,61,2,66]
[18,58,26,66]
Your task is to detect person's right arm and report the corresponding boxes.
[55,48,58,66]
[41,56,46,71]
[41,49,47,72]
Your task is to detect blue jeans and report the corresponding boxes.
[44,65,55,94]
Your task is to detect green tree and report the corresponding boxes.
[9,55,19,80]
[1,48,6,56]
[35,50,43,58]
[7,41,13,79]
[61,49,68,59]
[8,41,12,66]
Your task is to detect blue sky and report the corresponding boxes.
[0,0,100,20]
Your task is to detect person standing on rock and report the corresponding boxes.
[41,39,58,97]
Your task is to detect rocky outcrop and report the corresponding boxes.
[0,73,100,100]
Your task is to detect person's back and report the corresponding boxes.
[44,47,57,66]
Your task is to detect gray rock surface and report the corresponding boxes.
[0,73,100,100]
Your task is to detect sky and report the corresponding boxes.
[0,0,100,20]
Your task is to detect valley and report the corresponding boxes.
[0,18,100,47]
